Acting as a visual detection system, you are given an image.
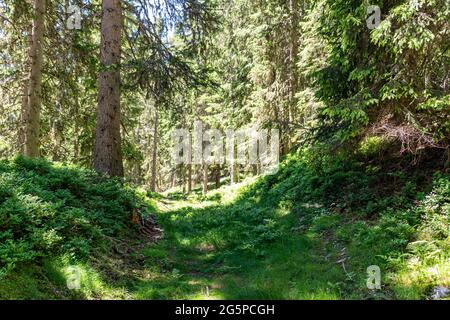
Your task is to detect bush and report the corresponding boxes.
[0,156,144,277]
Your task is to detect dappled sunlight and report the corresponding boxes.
[135,174,352,300]
[0,0,448,303]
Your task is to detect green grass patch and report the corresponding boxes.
[1,151,448,300]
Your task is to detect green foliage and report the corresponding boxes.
[0,0,448,301]
[0,150,448,300]
[0,156,144,277]
[309,0,450,150]
[135,147,448,299]
[225,148,449,298]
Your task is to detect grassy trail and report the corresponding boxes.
[129,184,360,300]
[0,176,371,300]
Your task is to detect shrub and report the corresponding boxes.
[0,156,144,277]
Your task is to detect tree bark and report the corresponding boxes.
[202,164,208,194]
[182,165,187,193]
[187,164,192,193]
[20,75,29,154]
[230,163,239,184]
[194,164,200,187]
[215,165,220,189]
[20,24,32,154]
[171,167,177,188]
[94,0,123,177]
[229,163,234,185]
[150,109,158,191]
[285,0,299,154]
[23,0,45,157]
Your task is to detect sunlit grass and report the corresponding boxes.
[1,156,448,300]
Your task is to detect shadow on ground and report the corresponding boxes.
[128,179,352,300]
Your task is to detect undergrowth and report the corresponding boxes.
[148,144,449,299]
[0,147,448,300]
[0,156,151,297]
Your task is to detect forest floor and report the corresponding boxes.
[130,189,350,300]
[86,180,416,300]
[0,179,373,299]
[1,157,448,300]
[105,175,450,301]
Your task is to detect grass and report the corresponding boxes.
[0,156,148,299]
[131,148,448,300]
[0,151,448,300]
[133,195,346,300]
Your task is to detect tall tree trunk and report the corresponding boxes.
[94,0,123,177]
[23,0,45,157]
[182,165,186,193]
[187,164,192,193]
[230,163,239,184]
[202,163,208,194]
[20,23,33,154]
[150,109,158,191]
[287,0,299,152]
[215,165,220,189]
[19,76,29,154]
[194,165,200,187]
[73,94,80,163]
[157,171,162,191]
[171,167,177,188]
[229,163,234,185]
[252,164,258,176]
[20,25,32,154]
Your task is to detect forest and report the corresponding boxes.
[0,0,449,300]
